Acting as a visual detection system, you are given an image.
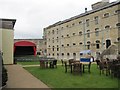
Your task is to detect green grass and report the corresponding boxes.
[17,61,40,65]
[24,64,119,88]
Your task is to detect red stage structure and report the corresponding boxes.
[14,41,36,56]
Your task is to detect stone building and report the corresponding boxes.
[44,0,120,60]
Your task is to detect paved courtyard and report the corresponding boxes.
[5,65,50,89]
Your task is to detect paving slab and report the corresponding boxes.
[5,65,50,88]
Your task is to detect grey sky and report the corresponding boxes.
[0,0,115,39]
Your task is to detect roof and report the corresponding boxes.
[14,41,36,46]
[45,1,120,29]
[0,18,16,29]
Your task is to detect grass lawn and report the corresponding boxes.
[24,64,119,88]
[17,61,40,65]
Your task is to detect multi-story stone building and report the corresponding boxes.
[44,0,120,60]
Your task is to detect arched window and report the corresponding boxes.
[87,30,90,37]
[52,30,54,34]
[105,25,110,31]
[79,31,82,36]
[116,23,120,29]
[95,28,99,36]
[105,25,110,29]
[96,40,100,49]
[87,41,90,49]
[106,39,111,48]
[103,13,109,18]
[67,53,70,56]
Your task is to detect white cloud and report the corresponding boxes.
[0,0,116,39]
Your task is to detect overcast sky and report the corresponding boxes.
[0,0,116,39]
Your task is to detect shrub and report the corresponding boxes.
[0,53,8,86]
[2,66,8,86]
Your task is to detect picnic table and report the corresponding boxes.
[39,58,57,68]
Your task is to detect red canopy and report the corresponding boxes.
[14,41,36,56]
[14,41,36,46]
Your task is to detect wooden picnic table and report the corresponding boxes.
[39,58,55,68]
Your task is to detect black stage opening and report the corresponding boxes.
[14,46,34,56]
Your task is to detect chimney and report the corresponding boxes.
[85,8,87,13]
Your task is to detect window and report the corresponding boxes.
[44,49,47,53]
[62,53,64,56]
[73,43,76,45]
[96,40,100,49]
[67,53,70,56]
[86,19,89,27]
[49,54,50,56]
[72,23,75,26]
[87,45,90,49]
[52,46,54,51]
[105,25,110,30]
[106,39,111,49]
[48,31,50,35]
[73,33,75,36]
[57,29,58,34]
[57,37,59,42]
[57,53,59,56]
[52,40,54,43]
[62,44,64,47]
[67,34,69,37]
[53,53,54,56]
[103,13,109,18]
[115,10,120,14]
[95,28,99,36]
[79,21,82,24]
[61,35,64,38]
[67,44,69,46]
[94,16,99,24]
[66,25,69,27]
[52,37,54,43]
[52,30,54,34]
[49,45,50,47]
[79,42,83,45]
[116,23,120,29]
[44,42,46,45]
[87,41,91,49]
[117,37,120,42]
[96,44,99,49]
[79,31,82,36]
[57,48,59,51]
[87,30,90,38]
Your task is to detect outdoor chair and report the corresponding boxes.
[73,62,82,75]
[64,59,74,73]
[50,60,57,68]
[64,61,71,73]
[61,59,64,66]
[82,62,91,73]
[110,60,120,78]
[98,61,108,75]
[40,61,45,68]
[96,60,100,68]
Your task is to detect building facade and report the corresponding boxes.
[44,0,120,60]
[14,39,47,56]
[0,19,16,64]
